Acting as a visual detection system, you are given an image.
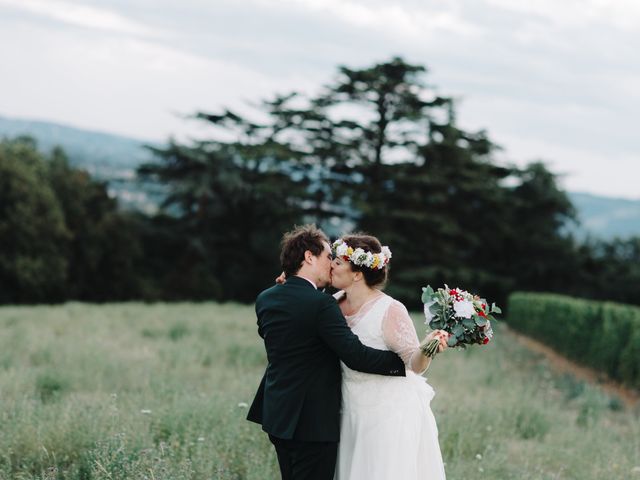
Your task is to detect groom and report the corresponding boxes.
[247,224,406,480]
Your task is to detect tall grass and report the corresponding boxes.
[0,302,638,479]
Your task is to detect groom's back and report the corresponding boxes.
[247,276,343,441]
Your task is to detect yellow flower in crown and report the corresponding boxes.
[331,239,392,270]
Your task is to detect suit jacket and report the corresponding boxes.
[247,276,406,442]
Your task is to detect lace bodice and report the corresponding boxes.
[336,291,436,411]
[338,292,422,372]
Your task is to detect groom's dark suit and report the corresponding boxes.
[247,275,405,480]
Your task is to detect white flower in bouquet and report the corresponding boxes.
[484,320,494,340]
[423,300,436,323]
[453,299,475,318]
[421,284,501,357]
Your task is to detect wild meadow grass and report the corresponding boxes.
[0,302,638,479]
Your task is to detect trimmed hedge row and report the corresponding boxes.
[507,292,640,389]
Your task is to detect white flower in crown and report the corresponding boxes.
[331,239,392,270]
[353,248,366,263]
[365,251,375,267]
[335,242,349,257]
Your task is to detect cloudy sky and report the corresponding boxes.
[1,0,639,198]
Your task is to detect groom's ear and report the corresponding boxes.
[304,250,315,265]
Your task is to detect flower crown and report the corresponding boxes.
[331,239,392,270]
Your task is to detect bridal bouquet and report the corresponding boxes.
[421,285,501,357]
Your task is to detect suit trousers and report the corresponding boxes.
[269,434,338,480]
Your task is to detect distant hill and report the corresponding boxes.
[1,115,638,239]
[0,115,156,175]
[568,192,640,240]
[0,115,160,212]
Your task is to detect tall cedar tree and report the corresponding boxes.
[138,107,308,301]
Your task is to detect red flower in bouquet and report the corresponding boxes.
[420,284,501,357]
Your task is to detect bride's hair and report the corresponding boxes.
[340,233,388,288]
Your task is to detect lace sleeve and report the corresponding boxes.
[381,300,421,371]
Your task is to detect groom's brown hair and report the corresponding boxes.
[280,224,329,278]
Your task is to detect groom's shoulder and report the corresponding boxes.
[256,281,333,306]
[256,284,282,304]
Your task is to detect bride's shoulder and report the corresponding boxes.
[380,292,405,307]
[383,296,410,317]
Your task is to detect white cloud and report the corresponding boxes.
[501,137,638,199]
[0,0,162,36]
[0,22,286,141]
[0,0,638,198]
[485,0,640,30]
[263,0,484,38]
[452,89,639,199]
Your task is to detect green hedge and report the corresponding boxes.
[507,292,640,389]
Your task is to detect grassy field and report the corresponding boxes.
[0,302,638,480]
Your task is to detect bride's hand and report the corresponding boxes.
[275,272,286,284]
[422,330,449,353]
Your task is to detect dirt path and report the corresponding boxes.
[506,326,640,408]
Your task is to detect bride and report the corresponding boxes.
[330,234,448,480]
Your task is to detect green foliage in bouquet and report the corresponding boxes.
[421,285,501,357]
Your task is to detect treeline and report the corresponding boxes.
[0,137,143,303]
[1,57,638,307]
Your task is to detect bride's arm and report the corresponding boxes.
[381,301,447,374]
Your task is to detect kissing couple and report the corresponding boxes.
[247,224,448,480]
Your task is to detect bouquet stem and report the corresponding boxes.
[420,337,441,358]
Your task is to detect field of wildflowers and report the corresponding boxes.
[0,302,638,479]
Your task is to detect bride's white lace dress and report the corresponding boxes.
[335,293,446,480]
